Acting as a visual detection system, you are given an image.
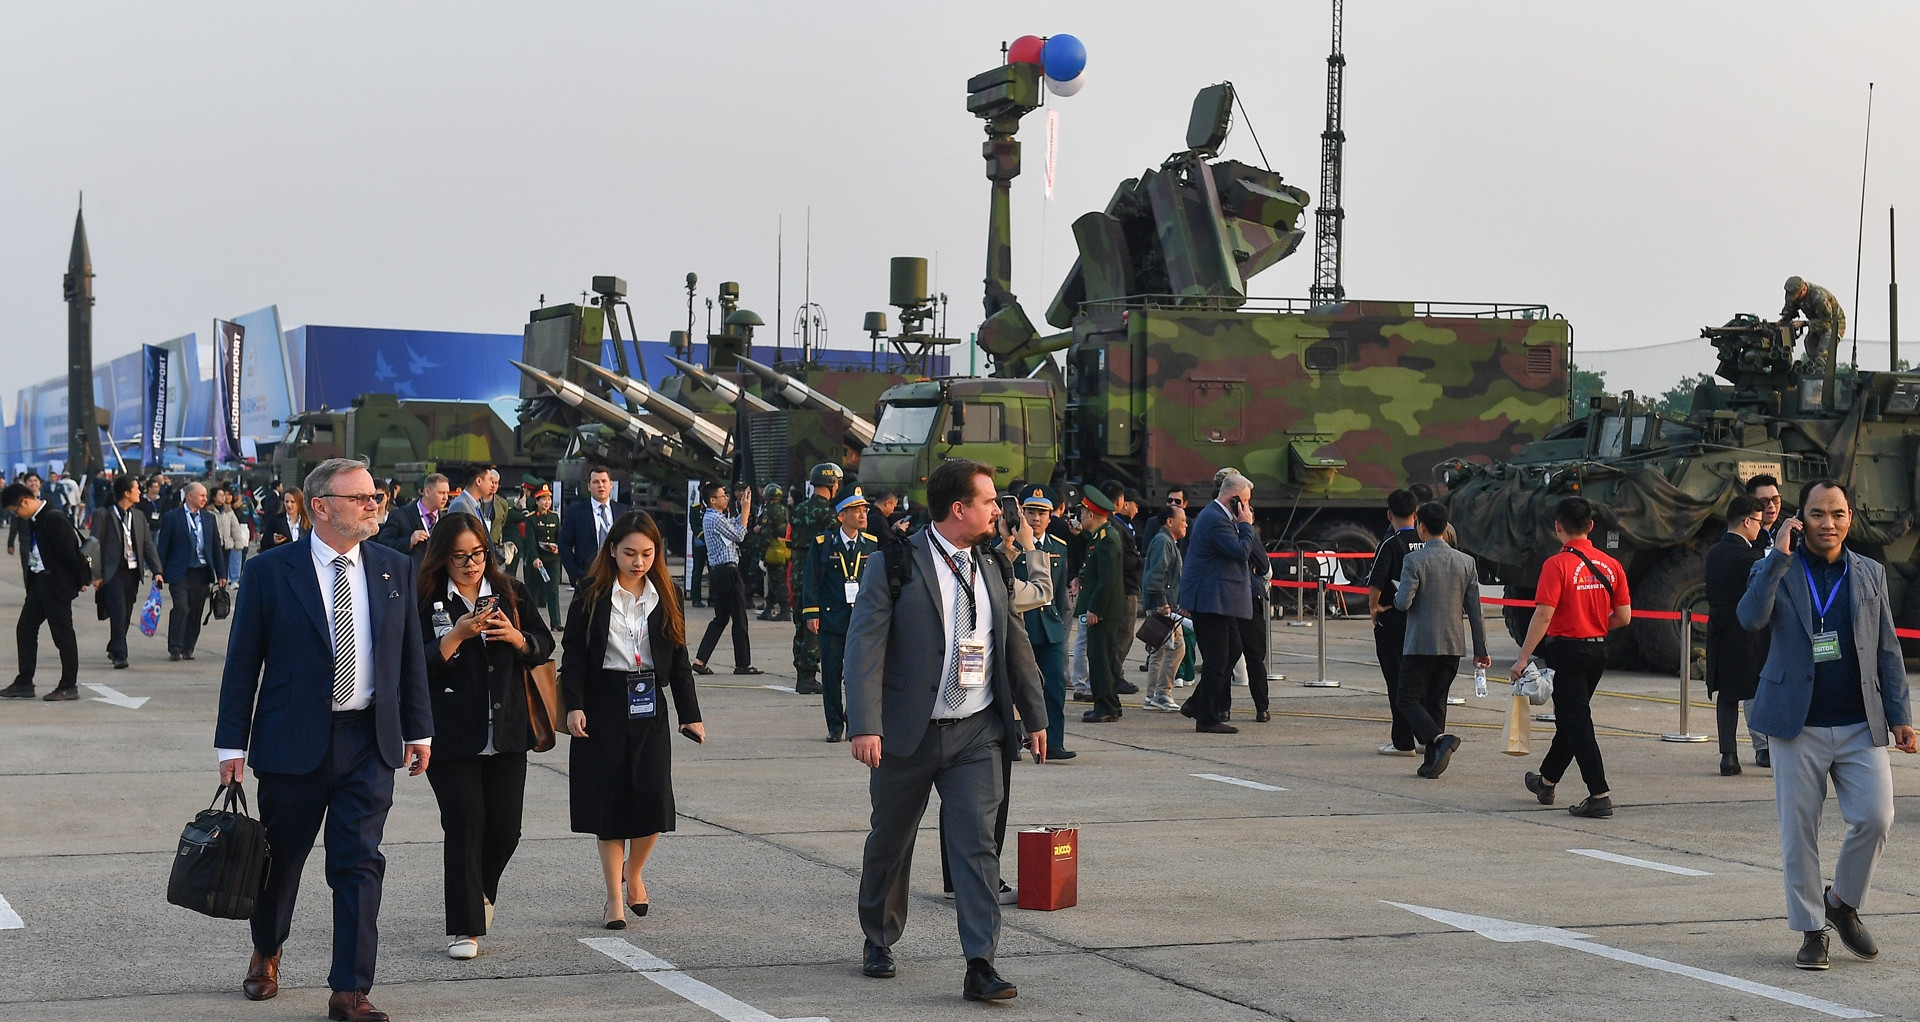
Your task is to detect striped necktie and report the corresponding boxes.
[940,551,976,710]
[331,555,357,706]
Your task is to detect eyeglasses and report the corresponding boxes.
[1742,515,1763,526]
[315,492,387,508]
[1754,497,1783,507]
[448,551,487,566]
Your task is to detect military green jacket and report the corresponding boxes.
[790,495,838,579]
[1074,520,1128,621]
[1782,284,1846,341]
[757,501,791,565]
[512,510,561,583]
[800,528,879,633]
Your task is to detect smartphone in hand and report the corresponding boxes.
[678,725,704,744]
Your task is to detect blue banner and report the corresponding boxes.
[142,344,168,468]
[214,320,245,463]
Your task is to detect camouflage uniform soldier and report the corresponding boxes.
[789,463,843,695]
[757,483,792,622]
[1781,276,1847,365]
[739,490,769,613]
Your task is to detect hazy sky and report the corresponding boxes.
[4,1,1916,411]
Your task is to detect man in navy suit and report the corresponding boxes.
[1739,478,1916,972]
[217,458,433,1022]
[373,472,448,571]
[558,466,628,584]
[155,481,228,661]
[1177,472,1261,733]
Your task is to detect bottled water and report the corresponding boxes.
[1473,667,1488,698]
[432,601,454,639]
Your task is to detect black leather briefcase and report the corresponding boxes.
[167,783,270,920]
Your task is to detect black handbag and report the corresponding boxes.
[1135,606,1177,650]
[167,783,270,920]
[203,585,232,625]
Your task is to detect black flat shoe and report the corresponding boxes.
[112,660,129,669]
[1255,710,1272,723]
[1197,722,1238,734]
[691,663,714,675]
[0,684,35,699]
[1719,752,1741,776]
[862,941,896,978]
[1755,749,1771,769]
[826,733,843,743]
[1049,749,1077,761]
[963,958,1017,1001]
[733,666,765,675]
[42,687,79,702]
[1081,711,1117,723]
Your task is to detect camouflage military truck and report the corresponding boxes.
[1442,313,1920,671]
[853,66,1572,597]
[272,392,528,489]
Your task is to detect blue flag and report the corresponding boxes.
[141,344,169,469]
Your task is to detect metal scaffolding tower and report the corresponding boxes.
[1311,0,1347,307]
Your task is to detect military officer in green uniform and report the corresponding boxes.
[1782,275,1847,365]
[757,483,792,622]
[1073,484,1128,723]
[801,488,875,743]
[789,462,842,695]
[513,484,562,627]
[1019,484,1075,760]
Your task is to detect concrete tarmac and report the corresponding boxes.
[2,558,1917,1021]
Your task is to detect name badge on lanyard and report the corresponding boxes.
[1801,555,1849,664]
[957,639,987,688]
[627,670,658,718]
[844,581,861,605]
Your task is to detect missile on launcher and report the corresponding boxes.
[734,354,878,448]
[573,360,734,457]
[661,353,777,413]
[510,360,720,477]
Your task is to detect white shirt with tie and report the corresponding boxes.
[593,500,614,548]
[928,527,995,720]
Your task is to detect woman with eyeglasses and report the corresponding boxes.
[417,511,555,960]
[561,509,703,930]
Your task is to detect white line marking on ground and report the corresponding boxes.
[0,891,22,929]
[581,936,829,1022]
[1191,773,1286,792]
[1385,902,1875,1019]
[762,685,800,694]
[82,683,147,709]
[1569,848,1713,877]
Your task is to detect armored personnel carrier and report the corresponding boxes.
[1443,313,1920,671]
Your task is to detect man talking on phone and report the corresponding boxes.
[1738,479,1915,971]
[1178,472,1260,734]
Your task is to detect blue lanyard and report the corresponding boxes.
[1799,554,1849,631]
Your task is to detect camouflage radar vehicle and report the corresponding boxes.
[1442,313,1920,671]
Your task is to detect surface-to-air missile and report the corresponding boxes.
[1441,313,1920,671]
[660,354,777,413]
[734,354,878,447]
[65,201,104,476]
[509,360,723,479]
[573,359,734,457]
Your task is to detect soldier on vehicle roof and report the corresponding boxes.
[1781,276,1847,365]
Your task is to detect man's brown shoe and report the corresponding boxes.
[242,950,280,1001]
[327,990,389,1022]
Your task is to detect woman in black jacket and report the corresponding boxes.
[419,511,555,960]
[562,510,703,929]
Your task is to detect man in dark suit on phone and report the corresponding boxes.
[558,466,629,585]
[844,458,1048,1002]
[0,481,91,701]
[1177,472,1261,734]
[216,458,433,1022]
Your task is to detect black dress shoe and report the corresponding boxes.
[0,683,35,699]
[169,653,183,662]
[862,941,896,978]
[1197,722,1238,734]
[1049,749,1077,761]
[1567,795,1614,818]
[826,733,843,743]
[1423,734,1461,778]
[183,652,195,660]
[1825,887,1878,960]
[1255,710,1272,723]
[733,666,765,676]
[1524,771,1556,805]
[1795,929,1830,970]
[1116,680,1139,695]
[1755,748,1771,769]
[42,686,79,702]
[1719,752,1741,776]
[1178,699,1196,719]
[112,660,129,670]
[1072,691,1094,702]
[963,958,1017,1001]
[1081,710,1117,723]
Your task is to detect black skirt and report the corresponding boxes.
[569,667,678,839]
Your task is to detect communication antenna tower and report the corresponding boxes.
[1311,0,1347,307]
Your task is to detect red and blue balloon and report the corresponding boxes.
[1009,34,1087,97]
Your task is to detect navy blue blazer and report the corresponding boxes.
[558,499,629,582]
[1736,547,1911,744]
[155,506,228,582]
[216,536,434,774]
[1177,499,1261,619]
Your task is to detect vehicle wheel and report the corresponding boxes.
[1300,519,1381,616]
[1894,574,1920,660]
[1629,546,1707,674]
[1502,586,1535,648]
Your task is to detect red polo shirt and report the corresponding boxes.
[1535,537,1628,639]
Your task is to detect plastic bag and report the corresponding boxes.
[1513,663,1555,706]
[140,581,163,636]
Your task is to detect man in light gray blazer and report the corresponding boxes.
[1393,502,1490,779]
[844,459,1048,1002]
[1738,478,1915,972]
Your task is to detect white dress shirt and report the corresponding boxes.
[603,578,660,671]
[928,527,994,720]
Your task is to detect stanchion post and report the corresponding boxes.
[1303,577,1340,687]
[1661,612,1710,743]
[1266,582,1287,682]
[1286,544,1312,627]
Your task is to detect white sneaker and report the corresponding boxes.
[448,936,479,960]
[1144,695,1178,711]
[997,882,1019,905]
[1378,743,1417,756]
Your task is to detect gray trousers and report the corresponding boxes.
[1067,613,1090,695]
[1771,722,1895,931]
[858,711,1006,962]
[1744,699,1769,753]
[1145,618,1186,701]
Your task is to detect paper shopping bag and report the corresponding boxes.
[1017,827,1078,911]
[1503,694,1532,756]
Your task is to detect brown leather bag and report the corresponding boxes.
[525,661,561,753]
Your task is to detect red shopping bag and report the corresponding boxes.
[1016,827,1078,911]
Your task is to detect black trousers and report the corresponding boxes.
[1238,602,1271,713]
[1086,617,1125,718]
[425,751,528,936]
[694,563,752,667]
[689,546,708,604]
[1185,612,1244,728]
[820,626,849,735]
[1715,688,1749,756]
[102,571,142,663]
[252,710,395,994]
[1374,611,1414,750]
[168,566,213,655]
[16,574,78,687]
[1396,654,1460,747]
[1540,639,1610,797]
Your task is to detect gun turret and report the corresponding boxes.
[574,360,734,457]
[661,354,778,412]
[734,355,878,447]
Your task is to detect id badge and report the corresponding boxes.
[1811,631,1842,663]
[627,670,658,719]
[844,581,861,605]
[957,639,987,689]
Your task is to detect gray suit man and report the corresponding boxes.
[1737,479,1915,971]
[845,459,1048,1002]
[1393,502,1489,779]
